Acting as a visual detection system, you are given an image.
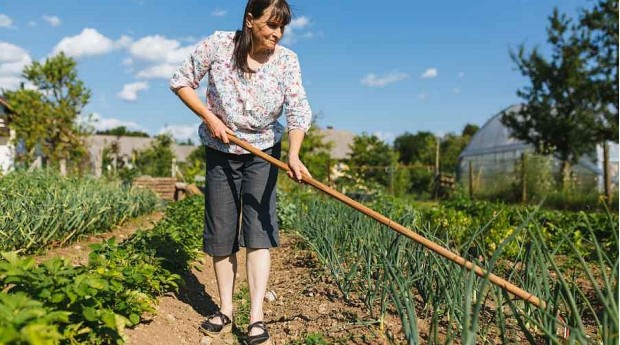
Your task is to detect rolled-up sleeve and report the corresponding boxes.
[283,53,312,132]
[169,36,214,93]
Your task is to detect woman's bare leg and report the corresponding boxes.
[246,248,270,336]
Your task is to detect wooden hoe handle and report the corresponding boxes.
[226,134,546,309]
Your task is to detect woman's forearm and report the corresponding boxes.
[175,86,215,121]
[288,129,305,158]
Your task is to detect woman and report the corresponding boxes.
[169,0,312,343]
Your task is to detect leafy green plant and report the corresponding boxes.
[0,292,78,345]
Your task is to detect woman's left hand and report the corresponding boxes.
[287,155,312,182]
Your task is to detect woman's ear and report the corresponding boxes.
[245,13,253,29]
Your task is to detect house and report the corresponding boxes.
[318,126,355,160]
[0,96,15,174]
[316,126,355,181]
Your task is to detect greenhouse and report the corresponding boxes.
[457,104,619,193]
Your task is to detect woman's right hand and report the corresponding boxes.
[204,113,233,144]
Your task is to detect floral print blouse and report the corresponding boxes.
[169,31,312,154]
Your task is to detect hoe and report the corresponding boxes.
[225,133,547,311]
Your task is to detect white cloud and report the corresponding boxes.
[0,14,13,28]
[179,36,197,43]
[51,28,115,58]
[50,29,131,59]
[136,63,177,79]
[290,16,310,30]
[122,57,133,66]
[115,35,134,49]
[281,16,313,46]
[91,112,147,132]
[129,35,185,63]
[420,68,438,79]
[42,15,61,27]
[159,124,200,144]
[118,81,149,101]
[0,42,30,63]
[361,71,409,87]
[165,45,194,64]
[211,9,227,17]
[0,42,32,90]
[125,35,196,79]
[0,76,22,90]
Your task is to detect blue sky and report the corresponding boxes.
[0,0,589,144]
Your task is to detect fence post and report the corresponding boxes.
[389,162,394,195]
[521,152,527,203]
[468,160,474,199]
[603,141,611,205]
[326,158,331,185]
[59,158,67,177]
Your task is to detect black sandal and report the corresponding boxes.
[247,321,271,345]
[199,311,232,336]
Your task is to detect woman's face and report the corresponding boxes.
[247,6,285,52]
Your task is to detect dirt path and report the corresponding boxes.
[124,233,403,345]
[36,211,165,265]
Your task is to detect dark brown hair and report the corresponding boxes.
[233,0,292,73]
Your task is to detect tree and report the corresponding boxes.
[393,131,436,196]
[439,123,479,173]
[501,2,618,187]
[134,134,174,177]
[346,133,397,188]
[3,52,92,170]
[179,145,206,184]
[579,0,618,142]
[440,133,468,173]
[96,126,149,138]
[462,124,479,138]
[393,131,436,165]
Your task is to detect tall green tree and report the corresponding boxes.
[461,124,479,138]
[3,52,92,169]
[179,145,206,184]
[346,133,397,187]
[439,124,479,173]
[440,134,468,173]
[393,131,436,165]
[135,134,174,177]
[502,2,618,187]
[579,0,618,142]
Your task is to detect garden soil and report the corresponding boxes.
[124,233,405,345]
